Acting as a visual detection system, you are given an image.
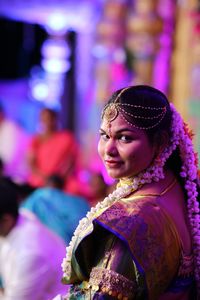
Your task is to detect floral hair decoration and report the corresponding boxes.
[62,103,200,294]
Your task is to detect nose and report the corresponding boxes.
[105,138,118,156]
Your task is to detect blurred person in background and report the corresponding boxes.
[0,158,35,204]
[27,107,80,194]
[21,174,90,243]
[0,180,67,300]
[86,171,109,206]
[0,101,30,182]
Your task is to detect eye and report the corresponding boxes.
[118,135,133,142]
[99,131,110,141]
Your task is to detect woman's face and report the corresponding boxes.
[40,109,57,133]
[98,113,157,179]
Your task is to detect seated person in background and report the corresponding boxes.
[27,107,80,193]
[0,159,10,183]
[86,171,109,206]
[21,174,90,243]
[0,181,67,300]
[0,158,25,198]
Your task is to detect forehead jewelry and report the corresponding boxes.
[119,104,167,130]
[102,87,167,130]
[102,87,130,134]
[102,89,128,134]
[103,103,119,123]
[103,103,118,135]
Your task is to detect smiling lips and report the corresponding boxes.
[105,159,122,167]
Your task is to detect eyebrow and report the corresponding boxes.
[99,128,136,134]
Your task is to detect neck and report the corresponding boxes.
[40,129,54,138]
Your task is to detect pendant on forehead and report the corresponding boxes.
[104,103,119,122]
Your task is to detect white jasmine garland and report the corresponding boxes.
[62,104,200,293]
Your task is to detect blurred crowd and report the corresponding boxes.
[0,103,112,300]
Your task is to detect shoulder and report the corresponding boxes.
[95,196,181,253]
[58,130,76,140]
[55,131,78,147]
[96,195,161,227]
[29,134,42,147]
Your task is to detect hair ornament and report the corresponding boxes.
[101,86,167,130]
[102,102,167,130]
[169,104,200,293]
[119,104,166,125]
[102,103,119,123]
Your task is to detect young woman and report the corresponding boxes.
[58,85,200,299]
[27,108,80,193]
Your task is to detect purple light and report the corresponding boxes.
[42,58,70,73]
[41,38,71,73]
[42,39,71,59]
[46,12,68,34]
[0,0,101,32]
[32,81,49,100]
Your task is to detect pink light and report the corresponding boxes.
[42,39,71,59]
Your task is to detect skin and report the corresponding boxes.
[0,214,17,237]
[39,109,57,135]
[98,112,158,180]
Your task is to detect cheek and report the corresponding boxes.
[119,143,141,159]
[133,144,155,167]
[122,142,153,163]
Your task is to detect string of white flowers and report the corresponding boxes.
[62,104,200,293]
[171,105,200,292]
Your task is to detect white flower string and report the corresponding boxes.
[169,105,200,293]
[62,104,200,294]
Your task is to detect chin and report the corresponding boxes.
[107,171,125,180]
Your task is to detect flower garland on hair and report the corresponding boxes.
[171,105,200,292]
[62,104,200,292]
[161,104,200,293]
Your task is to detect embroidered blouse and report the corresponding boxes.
[60,180,195,299]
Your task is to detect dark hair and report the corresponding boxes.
[0,181,19,219]
[105,85,172,138]
[46,174,65,189]
[104,85,182,179]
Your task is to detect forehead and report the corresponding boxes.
[101,113,143,134]
[40,109,56,119]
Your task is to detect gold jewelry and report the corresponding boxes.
[118,105,167,130]
[102,103,167,130]
[103,103,119,123]
[101,86,167,130]
[113,87,130,103]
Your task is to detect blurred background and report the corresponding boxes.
[0,0,200,184]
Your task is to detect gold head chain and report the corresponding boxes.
[102,87,167,130]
